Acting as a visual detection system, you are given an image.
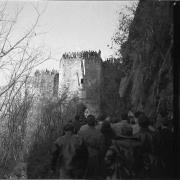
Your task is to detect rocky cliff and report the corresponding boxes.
[119,0,173,120]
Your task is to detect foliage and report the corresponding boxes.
[111,1,139,57]
[0,91,33,178]
[0,3,50,178]
[27,91,81,179]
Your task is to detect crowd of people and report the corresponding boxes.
[50,108,174,179]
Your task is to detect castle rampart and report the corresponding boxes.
[59,50,102,116]
[30,69,59,98]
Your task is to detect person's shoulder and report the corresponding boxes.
[54,135,64,145]
[79,124,87,131]
[72,134,83,144]
[95,128,104,137]
[81,124,88,130]
[112,122,122,127]
[73,134,82,140]
[78,124,89,135]
[133,131,141,139]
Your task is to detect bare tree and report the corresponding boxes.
[0,2,50,99]
[110,1,139,57]
[0,2,50,175]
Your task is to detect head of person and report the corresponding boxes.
[63,123,74,134]
[138,114,150,129]
[156,110,168,129]
[134,111,144,123]
[97,114,107,122]
[86,115,96,127]
[121,113,129,121]
[157,115,172,130]
[128,114,135,124]
[121,125,133,137]
[105,116,111,122]
[157,110,168,122]
[101,121,111,132]
[84,108,90,118]
[75,115,80,121]
[101,121,115,137]
[111,117,120,124]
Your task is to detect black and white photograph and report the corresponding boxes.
[0,0,177,179]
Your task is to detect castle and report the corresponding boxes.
[28,69,59,99]
[29,50,102,116]
[59,50,102,116]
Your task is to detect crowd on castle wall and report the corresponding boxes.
[62,50,101,59]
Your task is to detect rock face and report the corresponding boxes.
[119,0,173,119]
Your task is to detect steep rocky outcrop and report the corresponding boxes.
[119,0,173,120]
[101,58,123,117]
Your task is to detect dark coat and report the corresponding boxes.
[105,136,142,179]
[79,126,105,179]
[51,134,88,179]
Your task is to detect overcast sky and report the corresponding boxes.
[0,1,134,85]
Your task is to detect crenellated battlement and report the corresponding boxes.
[59,50,102,116]
[62,50,101,60]
[34,69,58,77]
[104,57,122,64]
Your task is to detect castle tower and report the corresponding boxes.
[59,50,102,116]
[30,70,59,98]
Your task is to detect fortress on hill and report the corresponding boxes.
[59,50,102,116]
[30,50,102,116]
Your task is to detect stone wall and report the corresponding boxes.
[84,56,102,116]
[101,58,123,117]
[59,51,102,116]
[59,57,84,98]
[29,70,59,98]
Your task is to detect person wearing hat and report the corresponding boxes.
[133,113,156,178]
[51,122,88,179]
[72,115,81,134]
[111,113,132,137]
[78,115,105,179]
[96,114,107,131]
[104,125,141,179]
[153,116,173,178]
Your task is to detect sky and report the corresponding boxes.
[0,1,135,85]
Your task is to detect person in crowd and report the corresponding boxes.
[51,123,88,179]
[104,125,142,179]
[153,116,174,178]
[110,117,120,124]
[98,119,116,178]
[128,109,134,122]
[96,114,107,131]
[131,111,142,134]
[78,108,90,132]
[72,115,81,134]
[134,113,155,178]
[101,121,116,153]
[105,116,111,123]
[78,115,105,179]
[156,110,169,130]
[111,113,132,137]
